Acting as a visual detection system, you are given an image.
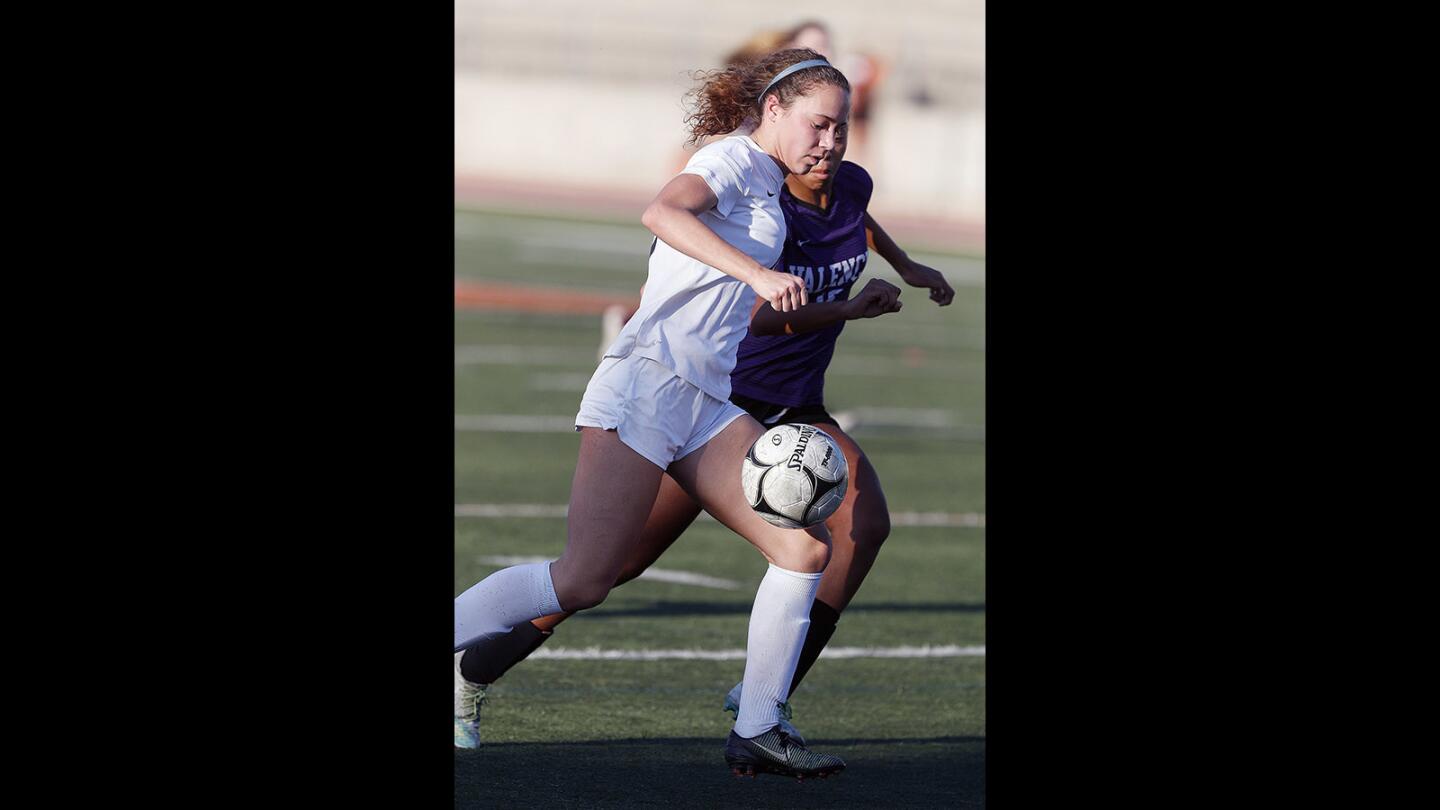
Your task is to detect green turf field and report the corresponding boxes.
[455,207,986,808]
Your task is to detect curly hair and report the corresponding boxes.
[683,48,850,147]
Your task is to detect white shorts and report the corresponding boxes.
[574,353,748,471]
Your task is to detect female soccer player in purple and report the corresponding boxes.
[456,65,954,767]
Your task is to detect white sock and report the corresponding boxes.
[453,561,562,651]
[732,563,822,738]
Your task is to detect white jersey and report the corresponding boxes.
[602,135,786,402]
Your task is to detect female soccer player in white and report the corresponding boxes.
[453,49,851,779]
[458,91,955,750]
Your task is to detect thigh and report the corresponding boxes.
[613,473,704,586]
[667,415,831,572]
[811,421,890,609]
[813,421,888,532]
[552,427,666,591]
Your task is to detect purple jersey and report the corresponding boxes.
[730,161,874,407]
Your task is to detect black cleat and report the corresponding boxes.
[723,727,845,780]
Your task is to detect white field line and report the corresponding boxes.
[836,407,955,428]
[824,356,984,381]
[453,215,649,252]
[872,259,985,288]
[476,555,741,590]
[528,372,595,391]
[457,504,985,528]
[455,414,575,432]
[526,644,985,661]
[889,511,986,528]
[829,408,985,441]
[459,504,569,518]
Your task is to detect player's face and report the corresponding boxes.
[764,84,850,177]
[793,114,849,191]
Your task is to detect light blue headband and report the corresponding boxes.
[757,58,831,103]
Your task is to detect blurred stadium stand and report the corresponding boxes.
[455,0,984,252]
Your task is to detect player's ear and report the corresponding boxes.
[762,95,782,123]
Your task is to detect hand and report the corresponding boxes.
[748,267,808,312]
[901,261,955,306]
[844,278,903,320]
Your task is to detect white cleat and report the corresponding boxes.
[454,651,487,749]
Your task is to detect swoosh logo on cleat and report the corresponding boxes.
[750,739,789,763]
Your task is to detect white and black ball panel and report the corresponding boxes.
[754,505,804,529]
[740,455,766,507]
[742,423,850,529]
[807,427,848,484]
[750,424,800,466]
[805,475,848,525]
[760,465,815,522]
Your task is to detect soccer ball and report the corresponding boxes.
[741,423,849,529]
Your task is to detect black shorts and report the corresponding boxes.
[729,391,838,429]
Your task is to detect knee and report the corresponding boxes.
[803,541,833,573]
[551,571,612,612]
[557,580,610,612]
[776,535,831,574]
[613,557,649,588]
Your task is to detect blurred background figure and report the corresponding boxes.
[784,19,831,55]
[454,0,984,252]
[721,27,791,66]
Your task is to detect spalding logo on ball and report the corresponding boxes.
[742,424,848,529]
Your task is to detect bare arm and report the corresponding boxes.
[864,212,955,306]
[750,278,903,336]
[642,175,808,312]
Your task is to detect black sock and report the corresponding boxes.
[788,599,841,698]
[459,621,553,685]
